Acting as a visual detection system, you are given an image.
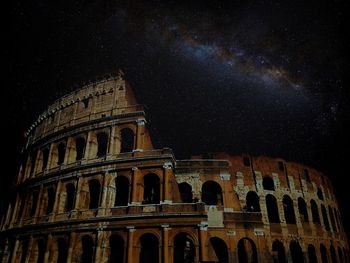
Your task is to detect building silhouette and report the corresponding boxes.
[0,72,349,263]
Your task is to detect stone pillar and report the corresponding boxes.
[10,239,20,263]
[162,224,170,263]
[52,181,62,217]
[64,137,75,164]
[95,229,107,263]
[162,162,173,204]
[99,172,110,216]
[73,176,83,211]
[84,131,93,160]
[66,232,77,263]
[43,234,52,263]
[135,119,145,151]
[131,167,142,205]
[198,222,208,262]
[127,226,136,263]
[24,236,34,263]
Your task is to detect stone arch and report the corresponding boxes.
[29,190,40,217]
[266,194,280,223]
[308,244,317,263]
[89,179,101,209]
[321,204,330,231]
[81,235,94,263]
[42,186,56,215]
[237,237,258,263]
[75,136,87,161]
[49,237,68,263]
[109,234,125,263]
[139,233,159,263]
[310,199,320,224]
[210,237,229,263]
[174,232,196,263]
[96,132,109,157]
[120,128,135,153]
[246,191,260,212]
[263,176,275,191]
[272,240,286,263]
[328,206,337,232]
[178,182,193,203]
[320,244,328,263]
[298,197,309,223]
[30,238,46,263]
[114,176,129,206]
[143,173,160,204]
[317,187,324,200]
[283,195,296,224]
[18,238,29,263]
[65,183,75,212]
[201,181,223,206]
[290,241,304,263]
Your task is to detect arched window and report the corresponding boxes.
[201,181,223,206]
[328,206,337,232]
[246,191,260,212]
[139,233,159,263]
[298,197,309,223]
[46,187,56,214]
[237,238,258,263]
[310,200,320,224]
[42,148,49,171]
[320,244,328,263]
[57,238,68,263]
[29,150,38,176]
[272,240,286,263]
[290,241,304,263]
[174,233,195,263]
[263,176,275,191]
[65,184,75,212]
[338,247,344,263]
[283,195,296,224]
[317,187,324,200]
[321,205,330,231]
[114,176,129,206]
[211,237,229,263]
[30,191,39,217]
[17,191,26,221]
[36,239,46,263]
[266,194,280,223]
[75,137,86,161]
[57,143,66,165]
[109,234,125,263]
[89,179,101,209]
[143,174,160,204]
[330,246,337,263]
[81,235,94,263]
[308,244,317,263]
[96,132,108,157]
[179,183,193,203]
[120,128,134,153]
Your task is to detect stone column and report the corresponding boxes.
[162,162,173,204]
[10,239,20,263]
[99,172,110,216]
[52,181,62,217]
[66,232,77,263]
[131,167,142,205]
[162,224,170,263]
[95,229,107,263]
[43,234,52,263]
[84,131,93,160]
[135,119,145,151]
[198,222,208,262]
[127,226,136,262]
[24,236,34,263]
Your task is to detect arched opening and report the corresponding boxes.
[143,174,160,204]
[317,187,324,200]
[290,241,304,263]
[308,244,318,263]
[246,191,260,212]
[179,182,193,203]
[30,191,39,217]
[283,195,296,224]
[96,132,109,157]
[81,235,94,263]
[42,148,49,171]
[65,184,75,212]
[29,150,37,176]
[321,205,330,231]
[57,143,66,165]
[109,234,125,263]
[338,247,344,263]
[330,246,337,263]
[310,200,320,224]
[46,187,56,214]
[19,238,29,263]
[139,233,159,263]
[174,233,195,263]
[210,237,229,263]
[328,206,337,232]
[320,244,328,263]
[76,137,86,161]
[17,191,26,221]
[89,179,101,209]
[237,238,258,263]
[272,240,286,263]
[36,239,46,263]
[298,197,309,223]
[57,238,68,263]
[263,176,275,191]
[120,128,134,153]
[201,181,223,206]
[114,176,129,206]
[266,194,280,223]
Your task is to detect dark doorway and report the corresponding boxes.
[290,241,304,263]
[109,234,124,263]
[143,174,160,204]
[246,191,260,212]
[174,233,195,263]
[237,238,258,263]
[114,176,129,206]
[308,244,318,263]
[89,180,101,209]
[266,194,280,223]
[81,235,94,263]
[210,237,229,263]
[139,233,159,263]
[179,183,193,203]
[201,181,223,205]
[272,240,286,263]
[120,128,134,153]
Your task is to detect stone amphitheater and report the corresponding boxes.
[0,72,348,263]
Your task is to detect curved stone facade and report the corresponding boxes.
[0,74,349,263]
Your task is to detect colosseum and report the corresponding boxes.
[0,72,349,263]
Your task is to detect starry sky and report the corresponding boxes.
[4,0,349,234]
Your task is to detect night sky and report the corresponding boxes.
[4,1,349,235]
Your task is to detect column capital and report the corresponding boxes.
[126,226,136,231]
[161,224,170,229]
[136,119,146,125]
[132,167,138,171]
[163,162,173,169]
[198,221,208,231]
